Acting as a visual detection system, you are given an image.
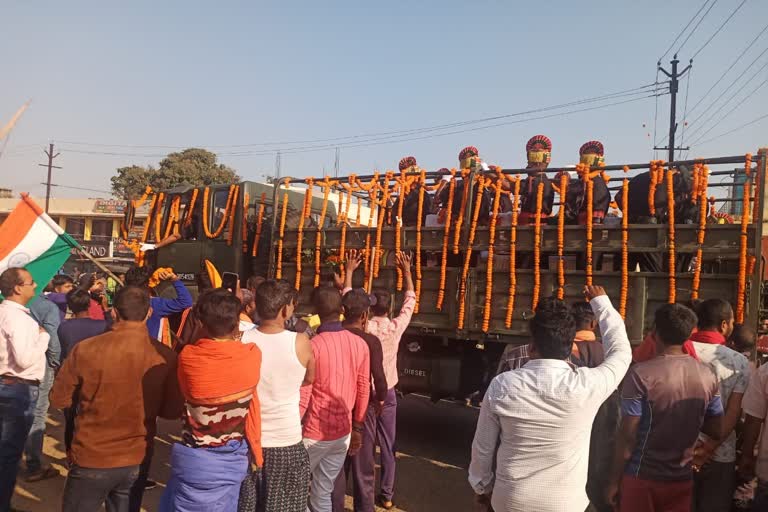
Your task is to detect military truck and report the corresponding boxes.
[145,151,767,400]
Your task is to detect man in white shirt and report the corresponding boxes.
[0,267,51,511]
[468,285,631,512]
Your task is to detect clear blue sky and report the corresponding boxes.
[2,0,767,198]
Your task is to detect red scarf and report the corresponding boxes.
[632,333,699,363]
[689,330,726,345]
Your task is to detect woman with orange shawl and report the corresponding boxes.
[160,289,262,512]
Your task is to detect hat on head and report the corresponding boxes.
[342,288,378,319]
[526,135,552,164]
[399,156,417,171]
[579,140,605,166]
[459,146,479,162]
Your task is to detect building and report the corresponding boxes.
[0,195,149,272]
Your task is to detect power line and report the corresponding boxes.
[687,22,768,115]
[691,0,749,59]
[685,57,768,139]
[43,183,113,195]
[660,0,713,61]
[677,0,720,55]
[684,47,768,132]
[693,111,768,146]
[688,75,768,145]
[55,83,664,151]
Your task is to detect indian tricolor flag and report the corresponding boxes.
[0,194,80,290]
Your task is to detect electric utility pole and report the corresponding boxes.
[655,55,692,162]
[38,143,62,213]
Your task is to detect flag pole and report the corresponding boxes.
[72,245,124,286]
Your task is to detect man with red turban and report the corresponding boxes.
[519,135,555,225]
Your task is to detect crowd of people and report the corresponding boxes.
[470,291,768,511]
[0,249,416,512]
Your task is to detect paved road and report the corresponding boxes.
[12,395,479,511]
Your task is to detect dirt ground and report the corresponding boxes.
[12,395,479,512]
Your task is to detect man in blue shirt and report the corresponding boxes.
[24,281,67,482]
[124,266,192,345]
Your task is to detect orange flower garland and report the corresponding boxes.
[482,174,503,332]
[556,172,568,299]
[339,179,354,282]
[276,179,290,280]
[648,160,662,217]
[363,177,378,282]
[458,175,487,330]
[414,171,426,314]
[395,179,405,289]
[585,168,594,287]
[132,186,152,209]
[241,192,250,254]
[183,188,200,228]
[532,182,545,311]
[736,154,753,323]
[251,192,267,258]
[453,169,471,254]
[436,170,457,310]
[314,177,333,287]
[505,177,521,328]
[691,164,709,300]
[153,192,166,242]
[202,185,237,239]
[374,173,393,279]
[356,195,362,227]
[620,167,630,318]
[295,178,314,290]
[666,168,676,304]
[226,185,240,246]
[166,195,182,239]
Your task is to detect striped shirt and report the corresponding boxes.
[300,327,370,441]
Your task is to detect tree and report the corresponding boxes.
[110,148,241,199]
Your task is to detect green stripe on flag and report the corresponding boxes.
[26,235,80,295]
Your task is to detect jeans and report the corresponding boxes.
[62,464,145,512]
[24,365,54,473]
[304,434,351,512]
[0,380,39,511]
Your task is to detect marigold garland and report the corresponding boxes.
[296,178,314,290]
[556,172,568,299]
[736,154,753,323]
[648,160,663,216]
[453,169,471,254]
[436,170,457,310]
[183,188,200,228]
[395,178,405,289]
[136,193,158,266]
[153,192,166,242]
[458,175,487,330]
[363,175,378,282]
[226,185,240,246]
[691,164,709,300]
[166,195,182,239]
[356,194,363,227]
[202,185,237,239]
[666,168,676,304]
[241,192,250,254]
[532,182,545,311]
[620,166,630,319]
[374,173,393,279]
[339,180,354,282]
[482,174,503,332]
[415,171,426,313]
[252,192,267,258]
[314,177,333,287]
[276,179,291,280]
[505,177,521,328]
[585,166,594,287]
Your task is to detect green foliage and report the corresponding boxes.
[110,148,241,199]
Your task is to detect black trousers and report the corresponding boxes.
[692,460,735,512]
[62,463,148,512]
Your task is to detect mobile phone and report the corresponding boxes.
[221,272,239,293]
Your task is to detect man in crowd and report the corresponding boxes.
[24,281,63,482]
[239,288,257,332]
[608,303,724,512]
[301,286,370,511]
[331,285,388,512]
[0,267,50,511]
[689,299,750,512]
[338,250,415,510]
[469,285,631,512]
[242,279,314,512]
[43,274,74,322]
[50,286,183,512]
[57,288,109,453]
[739,354,768,510]
[124,266,193,345]
[518,135,555,226]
